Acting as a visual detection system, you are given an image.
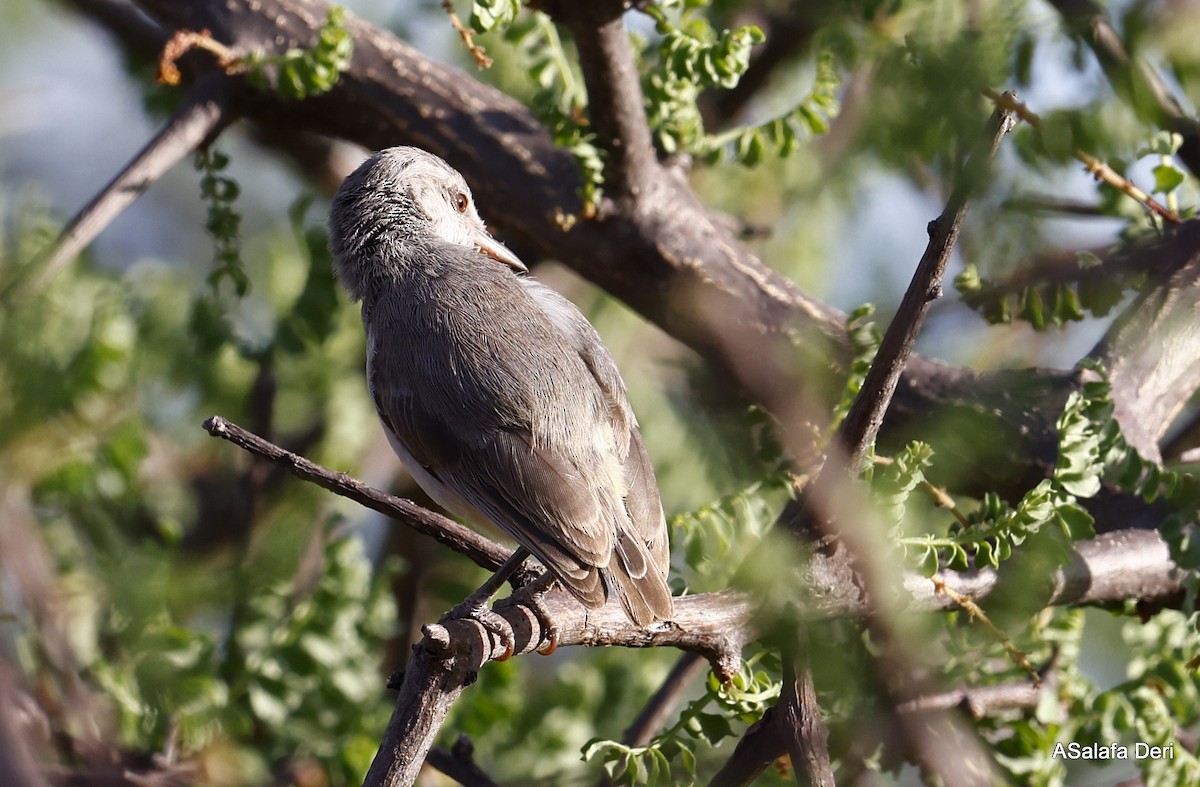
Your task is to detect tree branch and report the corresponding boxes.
[201,416,514,574]
[747,101,1017,786]
[555,1,660,199]
[838,98,1016,471]
[1091,222,1200,462]
[7,73,234,300]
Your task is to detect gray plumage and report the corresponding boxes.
[328,146,673,625]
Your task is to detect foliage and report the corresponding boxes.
[87,538,396,783]
[0,193,388,783]
[7,0,1200,784]
[956,131,1196,329]
[583,654,782,785]
[831,303,882,430]
[881,360,1200,578]
[497,13,606,209]
[242,6,354,100]
[196,147,248,297]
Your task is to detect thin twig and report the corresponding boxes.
[158,27,239,85]
[202,415,514,573]
[983,88,1181,225]
[767,100,1019,786]
[934,579,1040,684]
[838,97,1017,471]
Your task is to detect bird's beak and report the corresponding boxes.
[474,232,528,273]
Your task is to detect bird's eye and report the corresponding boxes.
[454,193,469,213]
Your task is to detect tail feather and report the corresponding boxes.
[606,531,673,625]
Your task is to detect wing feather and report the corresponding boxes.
[365,244,670,619]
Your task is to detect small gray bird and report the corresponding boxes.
[328,147,673,626]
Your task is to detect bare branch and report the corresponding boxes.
[362,640,473,787]
[200,414,1182,785]
[895,679,1045,719]
[201,415,514,573]
[8,74,234,300]
[781,660,833,787]
[838,99,1016,470]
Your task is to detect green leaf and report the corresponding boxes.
[694,712,734,745]
[1019,286,1046,330]
[1152,163,1185,194]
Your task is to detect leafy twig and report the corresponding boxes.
[984,88,1181,225]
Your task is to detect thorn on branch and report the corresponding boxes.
[158,28,239,85]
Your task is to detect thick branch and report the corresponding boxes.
[1091,222,1200,462]
[556,2,660,198]
[363,640,473,787]
[366,590,753,787]
[71,0,1193,515]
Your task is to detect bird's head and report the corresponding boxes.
[328,146,526,301]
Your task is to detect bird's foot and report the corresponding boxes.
[515,572,559,655]
[441,597,516,661]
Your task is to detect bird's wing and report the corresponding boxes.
[519,279,635,447]
[364,269,622,605]
[521,279,671,579]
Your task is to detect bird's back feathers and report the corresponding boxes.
[364,243,673,624]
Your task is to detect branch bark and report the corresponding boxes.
[1091,222,1200,462]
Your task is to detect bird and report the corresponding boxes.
[328,146,673,626]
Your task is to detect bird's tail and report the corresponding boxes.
[605,530,674,626]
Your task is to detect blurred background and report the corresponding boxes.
[1,0,1192,784]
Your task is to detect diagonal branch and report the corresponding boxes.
[202,415,514,573]
[8,73,235,300]
[837,98,1017,470]
[1090,223,1200,462]
[720,100,1018,787]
